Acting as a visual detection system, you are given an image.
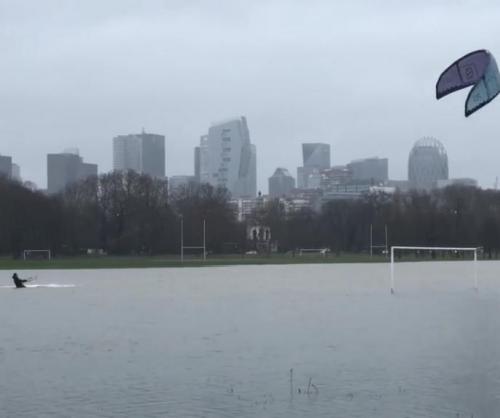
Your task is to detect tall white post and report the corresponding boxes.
[370,224,373,258]
[203,219,206,261]
[384,225,388,258]
[474,248,478,291]
[180,216,184,263]
[390,246,395,294]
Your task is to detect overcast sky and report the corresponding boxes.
[1,0,500,191]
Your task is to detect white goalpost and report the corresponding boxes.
[23,249,52,261]
[390,246,478,294]
[180,218,206,263]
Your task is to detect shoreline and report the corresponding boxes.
[0,253,487,270]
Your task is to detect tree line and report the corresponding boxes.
[1,172,500,258]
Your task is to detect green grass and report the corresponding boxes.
[0,253,388,270]
[0,251,485,270]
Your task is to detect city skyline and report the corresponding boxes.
[1,118,485,193]
[0,128,476,195]
[2,2,500,191]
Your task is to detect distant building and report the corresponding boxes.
[47,151,98,194]
[387,179,411,192]
[79,162,98,179]
[322,184,395,203]
[287,188,323,212]
[408,137,448,190]
[169,175,196,193]
[0,155,12,178]
[11,163,21,181]
[113,131,165,177]
[436,178,478,189]
[319,166,353,190]
[194,146,201,182]
[231,198,258,222]
[347,157,388,184]
[199,117,256,198]
[297,143,330,188]
[268,168,295,197]
[302,143,330,168]
[113,135,141,173]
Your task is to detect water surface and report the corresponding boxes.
[1,261,499,417]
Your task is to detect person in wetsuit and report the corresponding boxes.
[12,273,28,288]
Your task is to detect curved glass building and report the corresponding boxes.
[408,137,448,190]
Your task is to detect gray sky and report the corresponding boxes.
[1,0,500,191]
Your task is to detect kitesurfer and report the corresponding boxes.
[12,273,28,288]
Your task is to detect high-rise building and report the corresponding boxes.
[194,146,201,182]
[11,163,21,181]
[113,131,165,177]
[199,117,257,198]
[269,168,295,198]
[47,151,98,194]
[297,143,330,188]
[302,143,331,168]
[141,133,165,177]
[113,136,142,173]
[408,137,448,190]
[347,157,388,184]
[0,155,12,178]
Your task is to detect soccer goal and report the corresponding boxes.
[23,249,52,261]
[390,246,478,294]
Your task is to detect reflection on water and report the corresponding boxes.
[1,262,499,417]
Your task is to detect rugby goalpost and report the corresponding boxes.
[180,217,206,263]
[390,246,478,294]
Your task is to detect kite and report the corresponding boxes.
[436,49,500,117]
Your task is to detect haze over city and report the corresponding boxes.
[1,0,500,191]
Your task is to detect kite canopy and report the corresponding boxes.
[436,49,500,117]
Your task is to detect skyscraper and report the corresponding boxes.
[47,151,98,194]
[0,155,12,178]
[194,146,201,182]
[297,143,330,188]
[113,131,165,177]
[11,163,21,181]
[302,143,331,168]
[199,117,257,198]
[269,168,295,197]
[141,133,165,178]
[408,137,448,190]
[347,157,388,184]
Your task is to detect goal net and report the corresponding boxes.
[23,249,52,261]
[390,246,478,294]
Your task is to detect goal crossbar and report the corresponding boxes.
[390,246,478,294]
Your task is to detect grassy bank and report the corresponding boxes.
[0,253,388,270]
[0,251,486,270]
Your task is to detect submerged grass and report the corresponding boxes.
[0,253,389,270]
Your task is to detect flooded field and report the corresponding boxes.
[1,261,499,417]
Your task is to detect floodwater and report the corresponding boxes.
[1,261,499,417]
